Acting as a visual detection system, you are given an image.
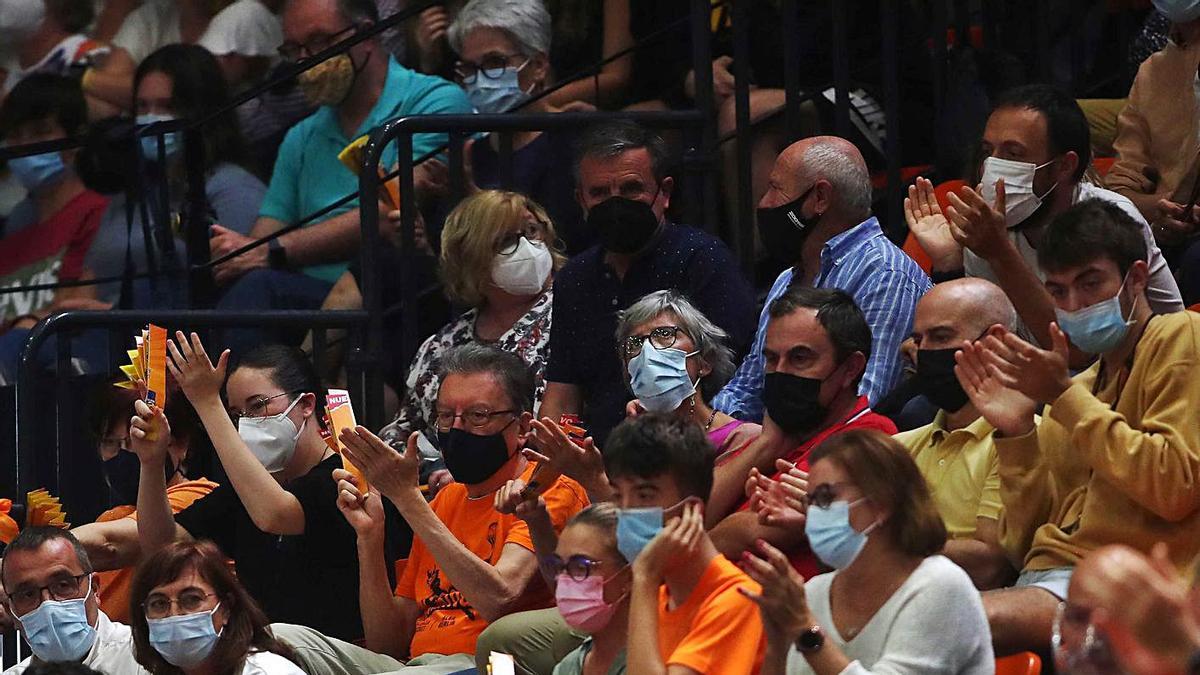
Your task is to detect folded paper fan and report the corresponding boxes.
[338,135,400,209]
[26,489,69,529]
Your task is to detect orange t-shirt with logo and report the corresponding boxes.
[658,555,765,675]
[95,479,218,622]
[396,463,588,657]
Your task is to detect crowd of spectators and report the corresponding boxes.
[1,1,1200,675]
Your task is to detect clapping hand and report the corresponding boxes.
[494,477,549,523]
[945,180,1012,261]
[333,467,384,539]
[954,332,1039,438]
[979,323,1072,404]
[754,459,808,530]
[339,427,421,501]
[905,177,962,271]
[528,418,609,495]
[739,539,814,644]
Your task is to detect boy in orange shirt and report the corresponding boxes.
[606,414,765,675]
[334,344,588,671]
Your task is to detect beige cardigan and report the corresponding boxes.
[1106,37,1200,220]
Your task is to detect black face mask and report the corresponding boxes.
[756,186,818,264]
[914,348,970,413]
[763,371,829,437]
[440,425,516,485]
[587,190,662,254]
[102,449,181,507]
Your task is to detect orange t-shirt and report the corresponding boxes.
[396,463,588,657]
[657,555,765,675]
[94,479,219,622]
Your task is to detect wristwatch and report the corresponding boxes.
[267,238,290,270]
[795,625,825,654]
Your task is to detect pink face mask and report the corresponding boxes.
[555,573,626,633]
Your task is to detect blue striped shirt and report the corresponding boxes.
[712,217,931,421]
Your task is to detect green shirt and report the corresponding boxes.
[552,639,626,675]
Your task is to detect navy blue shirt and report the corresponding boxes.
[546,223,756,443]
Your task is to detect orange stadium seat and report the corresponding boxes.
[995,651,1042,675]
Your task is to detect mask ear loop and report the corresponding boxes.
[847,497,884,535]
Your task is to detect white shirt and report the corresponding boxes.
[242,650,306,675]
[786,556,994,675]
[198,0,283,57]
[964,181,1185,317]
[3,611,148,675]
[111,0,179,65]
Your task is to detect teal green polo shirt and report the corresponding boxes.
[259,57,472,282]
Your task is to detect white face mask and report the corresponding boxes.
[238,396,306,473]
[980,156,1059,228]
[492,237,553,296]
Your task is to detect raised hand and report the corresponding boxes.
[905,177,962,271]
[166,331,229,404]
[528,418,609,496]
[739,539,814,645]
[980,324,1072,403]
[414,6,449,69]
[945,180,1011,261]
[333,467,384,539]
[129,399,171,466]
[339,427,420,501]
[494,477,548,523]
[954,336,1038,438]
[633,501,705,585]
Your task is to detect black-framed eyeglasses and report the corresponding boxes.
[622,326,683,359]
[808,482,854,509]
[278,25,357,62]
[7,573,89,616]
[229,391,297,422]
[143,590,218,619]
[495,221,549,255]
[455,54,528,84]
[540,554,603,581]
[434,408,518,432]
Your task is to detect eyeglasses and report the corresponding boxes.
[1051,602,1121,673]
[278,25,357,62]
[7,573,89,616]
[807,482,855,509]
[434,408,517,432]
[495,221,548,255]
[143,591,217,620]
[229,391,295,422]
[455,55,529,84]
[540,554,604,581]
[621,326,684,359]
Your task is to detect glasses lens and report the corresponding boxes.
[480,57,510,80]
[565,557,596,581]
[49,576,82,600]
[649,327,678,350]
[466,410,492,428]
[624,337,644,358]
[145,596,171,618]
[497,235,521,255]
[179,592,208,613]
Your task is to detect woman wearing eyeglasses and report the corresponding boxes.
[378,190,565,494]
[129,540,303,675]
[741,430,993,675]
[132,339,404,644]
[614,290,753,454]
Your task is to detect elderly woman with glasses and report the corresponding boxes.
[129,540,303,675]
[615,289,755,453]
[742,430,993,675]
[380,190,565,493]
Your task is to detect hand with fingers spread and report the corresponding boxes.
[339,426,421,503]
[129,399,171,467]
[494,477,549,523]
[333,467,385,539]
[528,418,609,496]
[166,331,230,405]
[905,177,963,271]
[632,501,705,585]
[739,539,813,644]
[945,181,1013,262]
[979,323,1073,404]
[954,336,1038,438]
[414,6,449,70]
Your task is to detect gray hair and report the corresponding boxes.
[798,141,872,219]
[336,0,378,23]
[447,0,552,57]
[574,119,671,184]
[616,290,736,401]
[565,503,624,562]
[439,343,535,413]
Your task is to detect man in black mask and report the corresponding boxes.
[893,277,1021,591]
[539,120,755,444]
[706,286,897,570]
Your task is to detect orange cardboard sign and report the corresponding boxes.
[327,389,369,493]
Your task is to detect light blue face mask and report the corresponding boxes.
[17,581,98,662]
[615,506,662,563]
[805,499,880,570]
[1153,0,1200,24]
[1054,276,1137,355]
[136,113,181,162]
[627,342,700,413]
[148,603,223,668]
[465,60,532,114]
[8,152,66,192]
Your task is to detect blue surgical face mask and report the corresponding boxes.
[615,506,662,563]
[1154,0,1200,24]
[148,603,222,668]
[136,113,181,162]
[465,60,532,114]
[1054,275,1137,355]
[8,151,66,192]
[627,343,700,413]
[17,580,98,662]
[805,499,879,570]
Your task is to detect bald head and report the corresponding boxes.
[912,278,1017,351]
[764,136,871,224]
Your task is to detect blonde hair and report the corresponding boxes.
[440,190,565,307]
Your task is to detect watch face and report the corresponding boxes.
[798,626,824,652]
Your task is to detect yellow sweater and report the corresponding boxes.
[996,312,1200,574]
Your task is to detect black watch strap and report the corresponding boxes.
[268,238,290,270]
[795,625,825,654]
